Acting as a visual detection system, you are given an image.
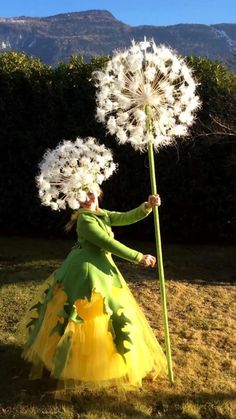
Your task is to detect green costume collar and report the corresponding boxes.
[77,208,106,217]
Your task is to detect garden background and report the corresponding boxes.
[0,52,236,418]
[0,52,235,244]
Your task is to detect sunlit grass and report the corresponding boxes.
[0,236,235,418]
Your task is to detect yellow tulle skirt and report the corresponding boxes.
[22,273,167,389]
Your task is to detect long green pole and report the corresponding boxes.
[145,105,174,384]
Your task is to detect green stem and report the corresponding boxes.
[145,105,174,385]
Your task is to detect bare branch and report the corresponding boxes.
[193,133,236,141]
[210,115,236,134]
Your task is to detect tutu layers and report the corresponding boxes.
[23,273,167,387]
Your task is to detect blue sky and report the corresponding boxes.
[0,0,235,26]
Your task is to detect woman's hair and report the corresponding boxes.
[64,211,79,233]
[64,188,103,233]
[99,188,104,201]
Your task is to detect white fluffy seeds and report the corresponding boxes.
[94,39,201,151]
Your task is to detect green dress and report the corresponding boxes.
[22,203,167,387]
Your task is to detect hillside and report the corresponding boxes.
[0,10,235,66]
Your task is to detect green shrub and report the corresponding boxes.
[0,52,235,243]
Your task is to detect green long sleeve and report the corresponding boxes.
[106,202,152,227]
[77,214,143,264]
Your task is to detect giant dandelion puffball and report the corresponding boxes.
[94,39,201,151]
[36,137,117,211]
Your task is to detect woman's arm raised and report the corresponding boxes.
[106,194,161,226]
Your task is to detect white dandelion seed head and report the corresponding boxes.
[94,38,201,151]
[36,137,118,211]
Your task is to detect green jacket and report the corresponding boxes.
[76,202,152,264]
[55,202,152,298]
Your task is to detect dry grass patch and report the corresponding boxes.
[0,237,235,418]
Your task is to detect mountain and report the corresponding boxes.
[0,10,235,67]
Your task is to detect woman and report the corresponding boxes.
[22,190,167,388]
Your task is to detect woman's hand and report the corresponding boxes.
[145,194,161,210]
[139,254,156,268]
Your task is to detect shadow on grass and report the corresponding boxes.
[1,237,236,288]
[119,261,236,287]
[0,263,59,287]
[151,392,236,419]
[0,341,54,402]
[0,341,235,418]
[1,260,235,289]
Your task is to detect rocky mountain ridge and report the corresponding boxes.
[0,10,235,67]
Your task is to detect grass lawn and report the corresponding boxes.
[0,236,235,418]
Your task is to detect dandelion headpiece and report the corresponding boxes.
[36,137,117,211]
[94,39,201,151]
